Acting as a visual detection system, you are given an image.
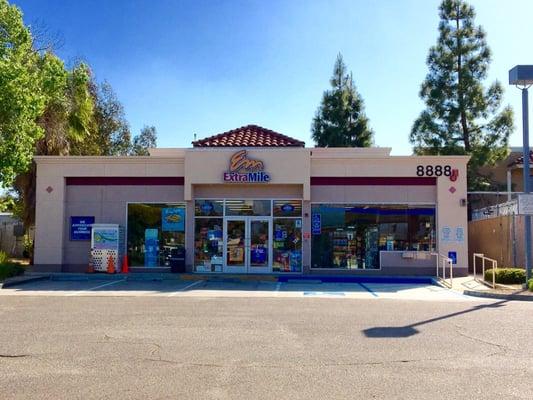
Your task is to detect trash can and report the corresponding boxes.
[170,247,186,273]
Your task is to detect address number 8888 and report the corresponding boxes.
[416,165,452,177]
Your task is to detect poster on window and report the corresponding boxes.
[251,247,267,264]
[144,228,159,267]
[228,246,244,263]
[161,207,185,232]
[312,214,321,235]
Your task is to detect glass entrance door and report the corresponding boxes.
[225,219,246,272]
[224,217,271,273]
[248,218,270,273]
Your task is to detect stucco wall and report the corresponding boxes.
[185,148,311,200]
[310,153,469,273]
[435,161,469,274]
[34,149,469,275]
[63,185,185,269]
[34,156,185,271]
[310,185,436,204]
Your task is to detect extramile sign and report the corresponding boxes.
[223,150,271,183]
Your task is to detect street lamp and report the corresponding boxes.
[509,65,533,281]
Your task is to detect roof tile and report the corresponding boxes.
[192,124,305,148]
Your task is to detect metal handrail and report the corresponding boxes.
[431,252,453,288]
[473,253,498,288]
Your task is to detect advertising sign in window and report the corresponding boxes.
[161,207,185,232]
[144,228,159,267]
[311,214,321,235]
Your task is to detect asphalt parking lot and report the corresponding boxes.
[0,278,476,301]
[1,292,532,399]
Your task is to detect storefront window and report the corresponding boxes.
[195,200,224,216]
[311,204,435,269]
[194,218,223,272]
[225,200,271,216]
[273,218,302,272]
[127,203,186,267]
[192,199,304,273]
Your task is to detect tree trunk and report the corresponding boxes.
[456,7,470,152]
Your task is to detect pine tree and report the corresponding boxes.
[312,54,373,147]
[410,0,513,189]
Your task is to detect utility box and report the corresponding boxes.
[90,224,125,272]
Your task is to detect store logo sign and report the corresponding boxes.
[280,203,294,213]
[223,150,271,183]
[201,202,214,213]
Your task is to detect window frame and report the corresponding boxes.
[125,201,187,267]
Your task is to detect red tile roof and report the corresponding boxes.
[192,125,305,148]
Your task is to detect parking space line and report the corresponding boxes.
[167,280,204,296]
[357,282,379,297]
[66,279,126,296]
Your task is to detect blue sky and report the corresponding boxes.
[13,0,533,154]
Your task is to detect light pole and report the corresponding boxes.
[509,65,533,281]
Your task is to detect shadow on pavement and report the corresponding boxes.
[362,300,508,338]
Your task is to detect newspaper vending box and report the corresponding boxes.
[90,224,125,272]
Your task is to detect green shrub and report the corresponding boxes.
[484,268,526,284]
[0,263,24,282]
[23,235,33,259]
[528,279,533,292]
[0,250,8,264]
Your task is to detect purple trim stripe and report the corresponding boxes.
[310,177,436,186]
[66,177,184,186]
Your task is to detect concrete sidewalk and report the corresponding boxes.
[3,272,533,301]
[450,275,533,301]
[449,276,491,292]
[1,275,482,301]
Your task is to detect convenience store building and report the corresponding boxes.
[34,125,469,276]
